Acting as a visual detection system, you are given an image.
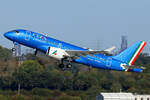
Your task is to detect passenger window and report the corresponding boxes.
[43,37,46,41]
[63,46,66,49]
[32,33,35,38]
[53,42,57,46]
[52,42,54,45]
[39,35,42,40]
[36,34,39,39]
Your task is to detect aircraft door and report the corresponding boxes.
[25,31,31,41]
[106,57,112,67]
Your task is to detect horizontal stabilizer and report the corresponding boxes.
[123,64,145,73]
[126,68,143,73]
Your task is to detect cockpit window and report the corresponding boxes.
[9,30,19,33]
[9,30,19,35]
[15,30,19,33]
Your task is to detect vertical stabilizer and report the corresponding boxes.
[112,41,146,66]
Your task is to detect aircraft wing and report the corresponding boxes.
[66,50,106,57]
[103,46,116,53]
[66,46,116,57]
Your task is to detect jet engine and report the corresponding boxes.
[46,47,69,60]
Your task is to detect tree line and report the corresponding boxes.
[0,45,149,100]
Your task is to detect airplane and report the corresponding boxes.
[4,29,146,73]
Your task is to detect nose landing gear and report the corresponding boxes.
[12,48,16,52]
[12,42,17,56]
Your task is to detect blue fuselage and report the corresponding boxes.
[75,54,124,71]
[5,30,88,52]
[4,29,135,72]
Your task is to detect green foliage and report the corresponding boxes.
[19,60,43,73]
[0,46,11,61]
[73,72,92,90]
[11,94,28,100]
[56,95,81,100]
[12,60,44,89]
[0,46,150,99]
[32,88,52,97]
[0,94,10,100]
[31,95,45,100]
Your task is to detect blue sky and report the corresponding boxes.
[0,0,150,52]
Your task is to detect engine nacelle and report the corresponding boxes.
[46,47,69,60]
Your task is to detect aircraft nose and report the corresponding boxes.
[4,32,12,39]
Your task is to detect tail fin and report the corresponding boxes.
[112,41,146,66]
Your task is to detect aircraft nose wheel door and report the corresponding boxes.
[25,31,31,41]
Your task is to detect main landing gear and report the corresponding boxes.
[59,64,65,69]
[58,58,73,70]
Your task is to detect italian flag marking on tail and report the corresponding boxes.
[128,41,146,66]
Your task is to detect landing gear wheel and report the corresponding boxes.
[59,64,65,69]
[12,48,16,52]
[67,64,72,68]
